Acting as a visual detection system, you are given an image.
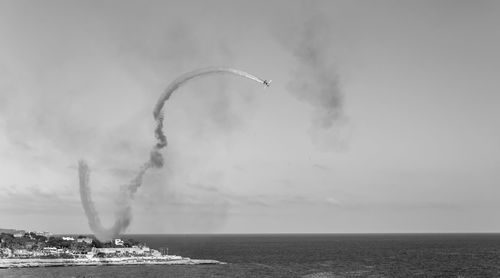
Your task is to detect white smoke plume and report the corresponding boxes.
[78,67,270,241]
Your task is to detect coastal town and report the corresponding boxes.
[0,229,222,268]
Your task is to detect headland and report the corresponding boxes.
[0,229,224,268]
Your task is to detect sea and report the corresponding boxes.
[1,234,499,278]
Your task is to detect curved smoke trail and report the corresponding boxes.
[79,67,270,241]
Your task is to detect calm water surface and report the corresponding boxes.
[1,234,499,277]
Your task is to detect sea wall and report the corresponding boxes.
[0,257,224,268]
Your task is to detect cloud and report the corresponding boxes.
[0,1,254,166]
[0,184,80,215]
[132,179,230,233]
[0,2,261,233]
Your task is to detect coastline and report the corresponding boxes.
[0,257,225,268]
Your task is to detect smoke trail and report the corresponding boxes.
[79,67,270,241]
[152,67,270,152]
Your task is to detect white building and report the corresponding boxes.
[13,232,25,238]
[114,239,124,246]
[35,231,51,237]
[62,236,74,241]
[42,247,58,254]
[77,237,93,244]
[13,249,30,256]
[151,249,162,257]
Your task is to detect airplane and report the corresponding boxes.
[263,79,272,87]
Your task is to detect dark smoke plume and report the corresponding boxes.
[279,14,343,129]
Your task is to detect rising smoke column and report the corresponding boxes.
[79,67,270,241]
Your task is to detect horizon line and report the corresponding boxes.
[54,232,500,236]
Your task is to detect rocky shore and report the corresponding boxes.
[0,257,225,268]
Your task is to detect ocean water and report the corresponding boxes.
[1,234,500,277]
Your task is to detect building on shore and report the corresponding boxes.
[76,237,93,244]
[13,249,30,256]
[34,231,51,237]
[42,247,60,255]
[90,246,162,257]
[13,231,25,238]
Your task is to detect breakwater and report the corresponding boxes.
[0,257,224,268]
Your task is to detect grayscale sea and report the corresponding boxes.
[1,234,499,277]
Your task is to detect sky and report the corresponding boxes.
[0,0,499,234]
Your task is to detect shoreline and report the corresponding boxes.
[0,257,225,268]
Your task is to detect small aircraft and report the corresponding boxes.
[263,79,272,87]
